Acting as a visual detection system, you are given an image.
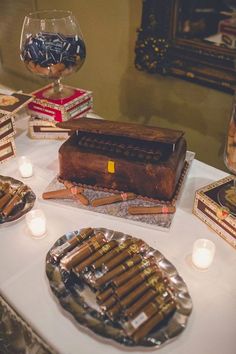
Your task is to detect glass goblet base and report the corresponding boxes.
[42,79,75,100]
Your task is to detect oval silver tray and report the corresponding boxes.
[0,175,36,224]
[45,228,192,348]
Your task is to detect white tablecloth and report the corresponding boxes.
[0,115,236,354]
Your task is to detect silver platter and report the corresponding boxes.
[46,228,192,348]
[0,175,36,224]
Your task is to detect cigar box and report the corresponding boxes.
[0,137,16,164]
[28,116,71,140]
[219,18,236,48]
[0,113,16,141]
[193,175,236,249]
[28,84,93,122]
[57,118,187,201]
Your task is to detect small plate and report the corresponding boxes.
[46,228,192,348]
[0,175,36,224]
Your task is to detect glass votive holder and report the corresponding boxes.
[192,238,216,270]
[18,156,33,178]
[25,209,47,239]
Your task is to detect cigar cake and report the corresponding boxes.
[57,118,187,201]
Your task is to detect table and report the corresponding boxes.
[0,114,236,354]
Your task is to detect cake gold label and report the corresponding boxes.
[107,160,115,173]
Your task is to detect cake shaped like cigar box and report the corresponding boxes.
[57,118,187,200]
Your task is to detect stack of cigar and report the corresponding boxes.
[52,227,176,343]
[0,181,28,220]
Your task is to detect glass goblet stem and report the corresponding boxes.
[53,78,63,94]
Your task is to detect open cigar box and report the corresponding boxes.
[57,118,187,201]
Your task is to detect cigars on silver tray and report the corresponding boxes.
[50,227,177,343]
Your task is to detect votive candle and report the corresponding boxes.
[192,239,215,270]
[26,209,47,238]
[18,156,33,178]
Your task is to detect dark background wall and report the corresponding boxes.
[0,0,233,171]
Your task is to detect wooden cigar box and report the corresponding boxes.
[28,116,71,140]
[0,137,16,164]
[57,118,187,201]
[193,175,236,249]
[0,113,16,141]
[28,84,93,122]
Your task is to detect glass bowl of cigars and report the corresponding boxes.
[46,227,192,348]
[0,175,36,224]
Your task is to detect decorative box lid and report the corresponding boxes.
[57,118,184,145]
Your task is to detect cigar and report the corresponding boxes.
[50,227,94,261]
[1,185,27,217]
[96,286,114,304]
[0,183,11,208]
[73,240,118,273]
[95,254,143,288]
[73,192,89,206]
[60,232,107,270]
[106,302,122,321]
[128,205,176,215]
[115,265,159,299]
[42,188,83,200]
[119,274,165,309]
[124,289,172,323]
[124,288,157,318]
[103,240,148,272]
[91,192,136,207]
[112,257,156,288]
[100,294,117,312]
[90,238,135,270]
[131,301,176,343]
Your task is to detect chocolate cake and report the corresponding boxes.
[57,118,187,200]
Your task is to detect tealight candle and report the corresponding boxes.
[26,209,47,238]
[18,156,33,178]
[192,239,215,270]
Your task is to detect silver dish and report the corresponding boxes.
[45,228,193,348]
[0,175,36,224]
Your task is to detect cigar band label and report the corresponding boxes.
[130,312,148,329]
[118,242,128,250]
[141,259,150,268]
[101,244,111,253]
[154,283,166,293]
[161,205,169,213]
[51,242,71,256]
[148,277,159,287]
[129,244,139,253]
[143,267,152,276]
[125,259,134,268]
[107,160,115,173]
[121,193,128,201]
[91,240,101,250]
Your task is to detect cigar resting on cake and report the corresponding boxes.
[131,301,176,343]
[58,180,89,206]
[0,183,12,210]
[102,240,148,272]
[1,185,27,217]
[73,240,118,273]
[91,192,136,207]
[128,205,176,215]
[115,264,159,299]
[60,232,107,270]
[90,238,135,270]
[112,257,156,288]
[94,254,143,288]
[50,227,94,261]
